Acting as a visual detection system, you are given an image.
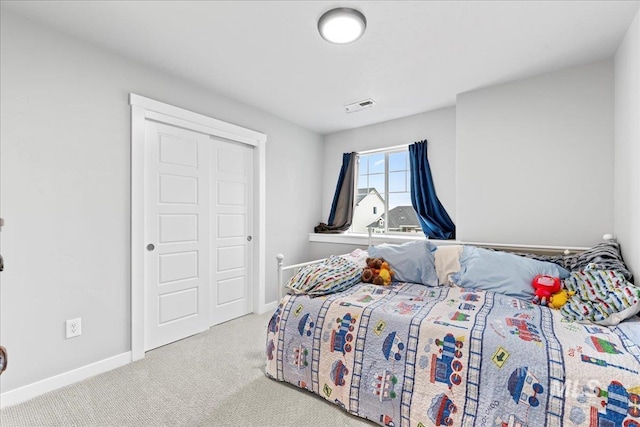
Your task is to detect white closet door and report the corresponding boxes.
[144,121,210,351]
[210,137,253,326]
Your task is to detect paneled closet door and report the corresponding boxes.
[210,137,253,326]
[144,121,210,351]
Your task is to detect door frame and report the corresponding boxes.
[130,93,266,361]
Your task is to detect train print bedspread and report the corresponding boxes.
[265,282,640,427]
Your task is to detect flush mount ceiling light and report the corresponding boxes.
[318,8,367,44]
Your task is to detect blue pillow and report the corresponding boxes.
[368,241,438,285]
[451,246,570,300]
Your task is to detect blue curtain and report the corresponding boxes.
[409,140,456,239]
[315,152,356,233]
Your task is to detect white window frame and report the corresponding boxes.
[353,144,414,235]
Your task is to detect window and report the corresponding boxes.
[352,148,420,234]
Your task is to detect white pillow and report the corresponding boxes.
[434,245,463,285]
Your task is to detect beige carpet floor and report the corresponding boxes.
[1,312,374,427]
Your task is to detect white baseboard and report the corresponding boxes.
[0,351,132,408]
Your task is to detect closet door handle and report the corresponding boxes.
[146,244,155,251]
[247,236,252,242]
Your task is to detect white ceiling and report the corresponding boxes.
[2,0,638,135]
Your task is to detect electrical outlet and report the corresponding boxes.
[66,318,81,339]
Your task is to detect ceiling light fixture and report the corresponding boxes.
[318,8,367,44]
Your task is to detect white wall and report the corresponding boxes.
[456,60,614,247]
[614,11,640,278]
[322,107,457,224]
[0,11,322,395]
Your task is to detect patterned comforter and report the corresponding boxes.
[265,282,640,427]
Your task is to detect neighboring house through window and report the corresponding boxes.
[353,147,420,234]
[352,187,384,232]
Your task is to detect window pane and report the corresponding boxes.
[389,151,407,171]
[388,192,412,210]
[368,153,385,174]
[389,171,407,192]
[357,175,367,191]
[387,193,420,233]
[352,148,411,234]
[358,155,368,175]
[368,173,385,194]
[352,190,385,233]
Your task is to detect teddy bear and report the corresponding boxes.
[361,257,382,283]
[361,257,393,286]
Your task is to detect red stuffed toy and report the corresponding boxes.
[532,274,561,306]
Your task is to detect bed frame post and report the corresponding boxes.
[276,253,284,301]
[368,227,373,248]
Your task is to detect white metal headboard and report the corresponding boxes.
[276,233,614,301]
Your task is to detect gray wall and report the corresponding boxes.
[320,60,616,250]
[456,60,614,247]
[322,107,457,223]
[614,11,639,278]
[0,11,322,393]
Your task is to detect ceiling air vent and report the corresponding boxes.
[344,98,376,113]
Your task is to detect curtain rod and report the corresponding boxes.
[357,144,409,155]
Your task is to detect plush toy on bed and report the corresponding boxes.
[361,257,394,286]
[532,274,562,306]
[377,262,393,286]
[548,289,576,309]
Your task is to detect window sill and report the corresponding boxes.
[309,232,430,246]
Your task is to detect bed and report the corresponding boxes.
[265,240,640,427]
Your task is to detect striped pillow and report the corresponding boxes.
[564,242,633,282]
[285,256,361,296]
